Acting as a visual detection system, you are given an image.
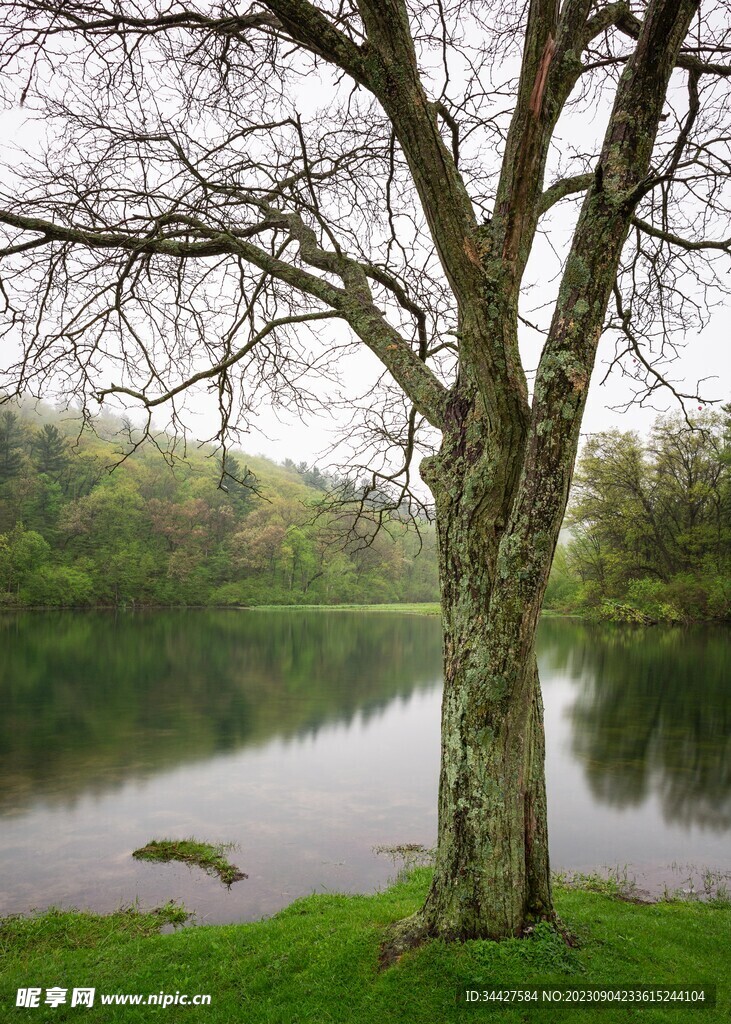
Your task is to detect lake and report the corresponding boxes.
[1,610,729,923]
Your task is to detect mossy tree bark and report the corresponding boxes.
[418,383,551,939]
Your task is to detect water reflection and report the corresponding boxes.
[3,611,729,827]
[0,610,442,813]
[540,619,731,830]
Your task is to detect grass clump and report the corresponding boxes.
[1,868,729,1022]
[132,838,246,886]
[0,902,188,960]
[554,866,644,902]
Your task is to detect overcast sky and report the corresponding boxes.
[1,74,728,471]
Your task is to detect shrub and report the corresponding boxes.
[21,565,94,606]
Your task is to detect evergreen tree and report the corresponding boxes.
[0,411,24,482]
[33,424,69,477]
[219,455,256,515]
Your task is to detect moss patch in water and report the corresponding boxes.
[132,838,247,886]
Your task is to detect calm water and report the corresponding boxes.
[0,611,729,922]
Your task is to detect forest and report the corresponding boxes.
[0,400,438,607]
[547,408,731,623]
[1,400,729,620]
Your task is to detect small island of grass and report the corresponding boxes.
[132,838,247,886]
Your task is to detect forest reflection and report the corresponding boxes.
[539,618,731,830]
[2,611,729,834]
[0,610,443,811]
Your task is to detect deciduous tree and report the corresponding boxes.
[0,0,729,943]
[567,413,730,617]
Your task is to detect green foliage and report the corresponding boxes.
[542,544,581,611]
[0,410,25,482]
[20,565,95,607]
[545,411,731,622]
[0,524,50,595]
[7,400,728,620]
[0,401,439,608]
[32,424,69,477]
[594,600,657,625]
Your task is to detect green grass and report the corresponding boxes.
[1,870,728,1022]
[132,839,246,887]
[553,868,643,901]
[250,602,442,615]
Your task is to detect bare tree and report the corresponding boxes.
[0,1,729,946]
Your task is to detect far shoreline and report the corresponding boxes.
[2,603,728,625]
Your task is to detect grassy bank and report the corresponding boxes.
[2,870,728,1022]
[250,602,442,615]
[0,602,445,615]
[252,603,574,618]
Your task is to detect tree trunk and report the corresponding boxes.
[404,387,553,943]
[422,504,552,940]
[423,638,551,940]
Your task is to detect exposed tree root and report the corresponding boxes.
[379,907,577,970]
[378,913,430,971]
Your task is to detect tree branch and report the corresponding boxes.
[0,209,447,428]
[538,172,594,215]
[94,310,341,409]
[631,216,731,253]
[261,0,370,85]
[599,2,730,77]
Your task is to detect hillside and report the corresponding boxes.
[0,400,439,608]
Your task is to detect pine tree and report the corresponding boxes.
[33,424,69,477]
[0,411,23,482]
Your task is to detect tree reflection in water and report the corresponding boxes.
[539,619,731,830]
[3,611,729,834]
[0,609,443,812]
